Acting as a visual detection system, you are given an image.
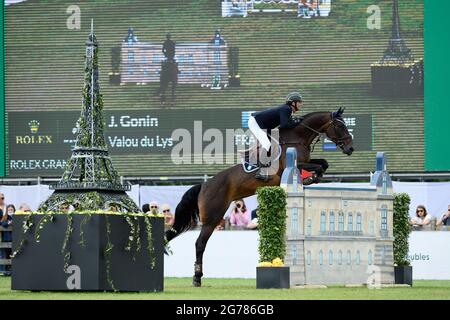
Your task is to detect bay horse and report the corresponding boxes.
[158,59,179,106]
[165,107,354,286]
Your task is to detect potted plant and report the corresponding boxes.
[12,210,165,292]
[393,193,413,286]
[256,186,289,289]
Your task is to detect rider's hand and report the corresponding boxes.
[293,116,304,124]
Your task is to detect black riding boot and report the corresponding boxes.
[255,162,272,182]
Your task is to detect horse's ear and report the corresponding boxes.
[333,107,345,119]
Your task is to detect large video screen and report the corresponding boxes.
[5,0,424,177]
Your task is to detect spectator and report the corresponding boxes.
[410,205,431,227]
[142,203,150,213]
[1,204,14,228]
[436,204,450,227]
[1,204,14,242]
[19,203,32,213]
[230,199,251,227]
[0,203,13,275]
[59,203,70,213]
[149,201,159,215]
[247,207,258,230]
[0,193,5,213]
[162,204,174,227]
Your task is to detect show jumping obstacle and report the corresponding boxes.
[281,148,395,286]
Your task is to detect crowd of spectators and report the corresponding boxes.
[1,190,450,275]
[409,204,450,230]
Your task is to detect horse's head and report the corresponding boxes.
[324,107,354,156]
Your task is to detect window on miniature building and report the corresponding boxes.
[338,212,344,231]
[369,220,375,235]
[319,250,324,265]
[356,250,361,265]
[291,207,298,235]
[381,205,388,231]
[382,172,388,195]
[307,251,311,266]
[356,213,362,232]
[320,211,326,232]
[307,219,312,236]
[328,250,333,265]
[291,244,298,265]
[368,250,373,265]
[338,250,343,265]
[347,250,351,265]
[329,211,335,232]
[348,213,353,231]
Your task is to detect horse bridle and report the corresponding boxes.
[280,115,347,151]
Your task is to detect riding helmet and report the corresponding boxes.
[286,92,303,105]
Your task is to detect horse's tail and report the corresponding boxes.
[165,184,202,243]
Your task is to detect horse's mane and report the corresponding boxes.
[302,111,330,119]
[301,111,332,125]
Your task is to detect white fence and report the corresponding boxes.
[164,230,450,280]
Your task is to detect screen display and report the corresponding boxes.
[5,0,424,177]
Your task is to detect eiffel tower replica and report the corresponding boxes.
[371,0,424,95]
[39,21,140,213]
[379,0,414,65]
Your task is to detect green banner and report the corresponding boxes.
[0,0,5,177]
[425,0,450,170]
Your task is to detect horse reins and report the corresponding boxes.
[280,118,334,153]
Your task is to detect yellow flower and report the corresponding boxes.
[272,258,284,266]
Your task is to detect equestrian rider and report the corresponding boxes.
[162,33,176,62]
[248,92,304,181]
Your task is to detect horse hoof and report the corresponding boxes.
[192,277,202,287]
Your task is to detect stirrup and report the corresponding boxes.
[255,171,272,182]
[255,162,272,181]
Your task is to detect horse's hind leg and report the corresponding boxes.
[193,224,215,287]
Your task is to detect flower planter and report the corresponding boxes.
[12,214,164,292]
[256,266,290,289]
[394,266,413,286]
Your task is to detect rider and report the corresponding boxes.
[248,92,304,181]
[162,33,176,62]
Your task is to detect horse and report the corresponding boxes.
[165,107,354,287]
[158,59,179,106]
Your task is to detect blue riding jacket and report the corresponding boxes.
[253,104,300,130]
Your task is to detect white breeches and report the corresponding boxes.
[248,116,271,151]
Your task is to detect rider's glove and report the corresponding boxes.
[293,116,304,124]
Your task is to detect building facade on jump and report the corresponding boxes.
[281,150,395,286]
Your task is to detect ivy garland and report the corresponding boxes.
[61,213,74,272]
[11,214,34,258]
[144,215,156,269]
[124,214,135,253]
[78,213,92,248]
[34,213,55,243]
[104,215,116,291]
